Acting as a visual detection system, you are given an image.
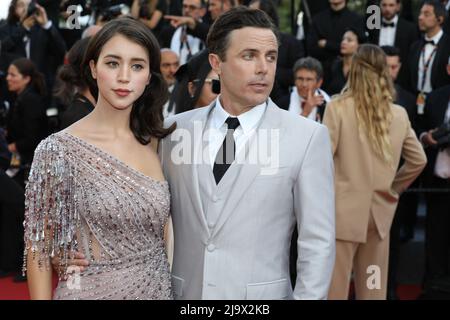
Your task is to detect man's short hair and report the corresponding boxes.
[421,0,447,24]
[206,6,280,61]
[293,57,324,81]
[380,45,401,60]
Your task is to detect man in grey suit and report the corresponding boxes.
[160,7,336,299]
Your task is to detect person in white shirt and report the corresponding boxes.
[160,7,335,300]
[286,57,330,123]
[407,0,450,113]
[169,0,206,64]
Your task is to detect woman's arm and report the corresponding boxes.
[26,249,53,300]
[131,0,140,18]
[141,10,163,29]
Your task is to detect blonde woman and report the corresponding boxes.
[323,44,427,300]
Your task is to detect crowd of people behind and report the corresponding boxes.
[0,0,449,299]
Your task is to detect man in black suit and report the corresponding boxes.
[383,46,417,123]
[0,1,66,92]
[306,0,365,77]
[368,0,419,89]
[419,70,450,294]
[407,1,450,109]
[382,45,420,300]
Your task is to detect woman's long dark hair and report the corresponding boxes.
[11,58,46,96]
[7,0,21,25]
[173,49,212,114]
[82,16,176,145]
[54,37,92,107]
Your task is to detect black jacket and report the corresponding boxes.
[59,93,95,130]
[0,22,66,86]
[6,87,48,166]
[417,84,450,184]
[0,128,11,171]
[395,83,417,131]
[306,7,364,63]
[368,16,419,88]
[407,32,450,94]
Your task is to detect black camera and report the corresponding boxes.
[432,122,450,149]
[99,4,125,22]
[26,1,38,18]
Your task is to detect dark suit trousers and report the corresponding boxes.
[0,170,25,272]
[425,176,450,281]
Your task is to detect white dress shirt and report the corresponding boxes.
[288,87,330,122]
[204,97,266,169]
[170,26,204,65]
[417,29,444,93]
[378,15,398,47]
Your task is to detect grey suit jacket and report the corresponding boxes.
[160,98,335,299]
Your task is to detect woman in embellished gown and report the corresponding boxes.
[23,17,176,300]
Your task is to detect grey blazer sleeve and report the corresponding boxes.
[293,124,336,300]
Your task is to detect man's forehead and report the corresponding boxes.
[296,69,318,77]
[184,0,201,5]
[229,27,278,50]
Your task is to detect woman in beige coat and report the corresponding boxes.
[323,44,427,300]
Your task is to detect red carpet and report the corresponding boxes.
[0,274,58,300]
[0,275,422,300]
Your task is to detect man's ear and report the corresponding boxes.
[208,53,222,76]
[188,81,195,97]
[89,60,97,79]
[317,78,323,88]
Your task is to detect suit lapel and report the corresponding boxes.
[210,100,283,238]
[411,40,423,91]
[178,103,215,236]
[431,34,446,88]
[394,20,402,48]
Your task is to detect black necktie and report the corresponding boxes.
[382,22,395,27]
[424,39,435,46]
[213,117,240,184]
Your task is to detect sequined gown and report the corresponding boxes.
[23,131,173,300]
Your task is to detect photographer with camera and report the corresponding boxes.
[419,61,450,296]
[0,0,66,94]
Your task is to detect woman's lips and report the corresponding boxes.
[113,89,131,97]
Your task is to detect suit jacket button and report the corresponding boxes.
[208,221,215,228]
[207,244,216,252]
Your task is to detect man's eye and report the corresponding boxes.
[267,55,277,62]
[243,53,253,60]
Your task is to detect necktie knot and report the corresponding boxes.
[225,117,240,130]
[424,39,435,46]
